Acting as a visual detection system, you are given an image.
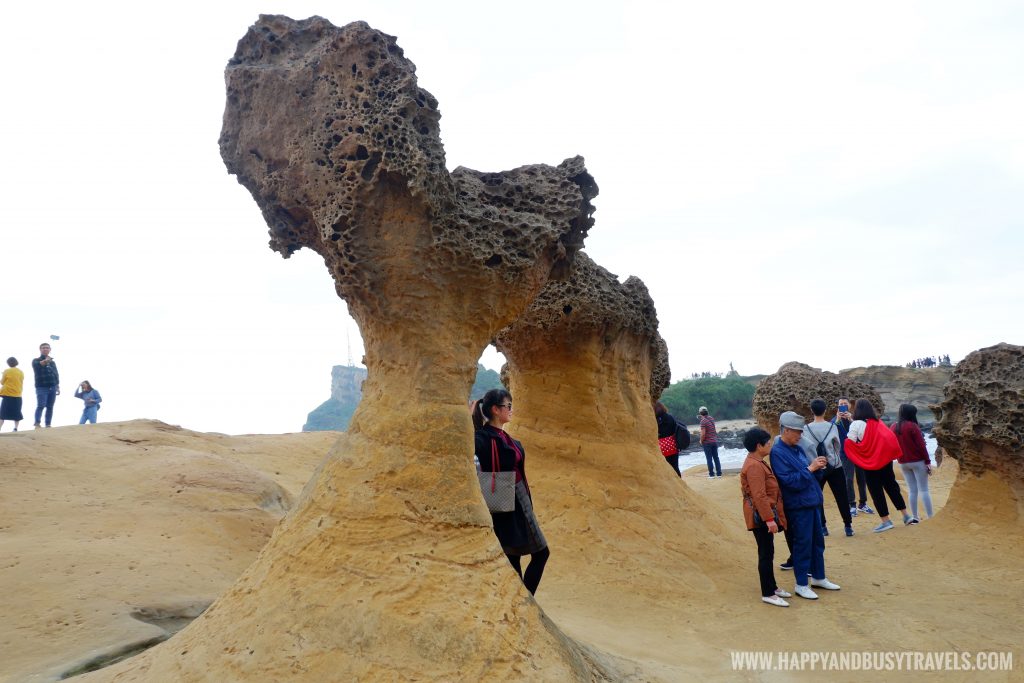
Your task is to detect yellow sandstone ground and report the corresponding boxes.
[1,421,1019,682]
[0,421,338,683]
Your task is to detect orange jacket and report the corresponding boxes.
[740,456,787,531]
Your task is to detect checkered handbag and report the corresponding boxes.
[478,438,516,512]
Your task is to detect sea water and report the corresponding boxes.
[677,435,940,476]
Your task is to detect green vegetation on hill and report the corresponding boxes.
[304,396,359,432]
[661,375,756,425]
[470,365,504,400]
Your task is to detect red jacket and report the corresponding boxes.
[844,419,902,471]
[892,420,930,464]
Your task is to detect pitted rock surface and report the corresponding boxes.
[752,362,883,435]
[220,15,597,321]
[650,334,671,401]
[494,253,667,442]
[494,254,729,602]
[933,343,1024,480]
[90,15,616,683]
[494,253,668,399]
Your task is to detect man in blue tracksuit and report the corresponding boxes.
[770,411,841,600]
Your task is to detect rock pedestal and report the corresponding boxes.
[752,362,883,435]
[85,15,612,681]
[933,343,1024,482]
[494,255,731,611]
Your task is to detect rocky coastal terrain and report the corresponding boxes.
[5,15,1013,682]
[838,364,953,423]
[3,367,1021,682]
[306,362,952,442]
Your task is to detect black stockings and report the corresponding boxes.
[506,547,550,595]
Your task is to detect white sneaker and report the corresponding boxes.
[774,588,792,598]
[794,584,818,600]
[762,595,789,607]
[810,578,841,591]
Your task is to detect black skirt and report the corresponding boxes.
[0,396,23,421]
[491,481,548,556]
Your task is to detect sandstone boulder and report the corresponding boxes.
[495,253,667,443]
[933,343,1024,481]
[86,15,611,682]
[494,254,732,617]
[752,361,883,435]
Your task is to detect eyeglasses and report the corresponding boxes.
[498,404,513,410]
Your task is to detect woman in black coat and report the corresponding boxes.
[655,401,682,477]
[472,388,549,595]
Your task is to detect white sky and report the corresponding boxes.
[3,1,1022,434]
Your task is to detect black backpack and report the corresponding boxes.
[808,422,834,460]
[674,422,691,450]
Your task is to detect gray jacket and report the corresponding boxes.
[802,421,842,468]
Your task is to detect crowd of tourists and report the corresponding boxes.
[740,397,934,607]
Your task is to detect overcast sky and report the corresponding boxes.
[3,1,1021,434]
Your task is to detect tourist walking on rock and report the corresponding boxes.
[74,381,103,425]
[0,357,25,432]
[843,399,912,532]
[892,404,932,521]
[31,342,60,428]
[804,398,853,537]
[655,402,682,477]
[834,397,872,517]
[698,406,722,478]
[771,411,840,600]
[741,427,791,607]
[472,389,550,595]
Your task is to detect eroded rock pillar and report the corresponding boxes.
[493,255,731,606]
[934,342,1024,488]
[84,15,613,681]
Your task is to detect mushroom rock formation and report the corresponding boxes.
[933,343,1024,482]
[493,254,733,621]
[86,15,613,682]
[495,253,665,446]
[752,362,883,436]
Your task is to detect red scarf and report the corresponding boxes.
[844,419,901,470]
[489,426,525,485]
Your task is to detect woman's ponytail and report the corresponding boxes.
[471,388,512,431]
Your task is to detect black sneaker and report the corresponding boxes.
[779,560,794,571]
